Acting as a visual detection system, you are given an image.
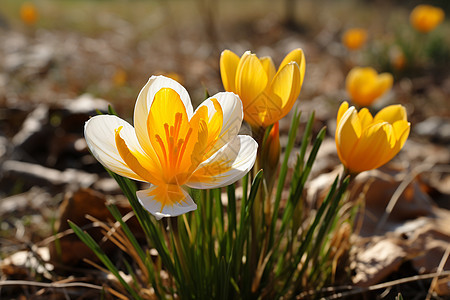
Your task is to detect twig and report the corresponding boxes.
[323,270,450,299]
[297,270,450,299]
[0,279,129,299]
[425,245,450,300]
[0,280,103,290]
[375,163,434,233]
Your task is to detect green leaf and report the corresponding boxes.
[68,221,142,300]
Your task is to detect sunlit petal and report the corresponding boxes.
[357,108,374,130]
[235,51,268,104]
[147,88,192,180]
[271,61,301,109]
[85,115,146,182]
[393,120,411,149]
[187,135,257,189]
[376,73,393,95]
[337,101,349,124]
[348,122,394,173]
[335,106,361,167]
[134,76,193,158]
[260,56,276,83]
[196,92,243,153]
[374,104,407,124]
[220,50,240,92]
[278,48,305,74]
[137,185,197,220]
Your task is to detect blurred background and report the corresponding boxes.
[0,0,449,298]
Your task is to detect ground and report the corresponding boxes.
[0,0,449,299]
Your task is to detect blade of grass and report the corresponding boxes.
[269,109,302,247]
[68,221,142,300]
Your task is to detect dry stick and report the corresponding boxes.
[296,270,450,299]
[0,280,103,290]
[375,163,450,233]
[0,280,129,300]
[375,163,433,233]
[425,245,450,300]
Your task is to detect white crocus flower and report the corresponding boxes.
[85,75,257,219]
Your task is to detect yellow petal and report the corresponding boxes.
[271,62,301,109]
[115,126,162,184]
[348,122,396,173]
[187,135,257,189]
[357,108,374,130]
[376,73,393,96]
[347,68,375,105]
[235,51,268,105]
[337,101,349,124]
[335,106,361,169]
[134,76,193,161]
[279,48,305,72]
[147,88,191,181]
[410,5,445,33]
[85,115,147,182]
[209,92,243,152]
[374,104,407,124]
[392,120,410,149]
[220,50,240,92]
[189,98,223,166]
[260,56,276,83]
[342,28,368,50]
[137,185,196,220]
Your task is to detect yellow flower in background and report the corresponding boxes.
[335,101,410,174]
[410,4,445,33]
[85,76,257,219]
[220,49,305,128]
[112,68,127,87]
[346,67,393,107]
[20,2,39,26]
[342,28,368,51]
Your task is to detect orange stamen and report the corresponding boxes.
[177,127,192,169]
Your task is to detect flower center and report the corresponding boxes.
[154,112,192,184]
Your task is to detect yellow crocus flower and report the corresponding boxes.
[346,67,393,107]
[335,101,410,174]
[410,4,445,33]
[342,28,368,51]
[85,76,257,219]
[20,2,39,26]
[220,49,305,128]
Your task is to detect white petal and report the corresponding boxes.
[186,135,257,189]
[133,75,194,156]
[84,115,145,181]
[195,92,244,152]
[137,186,197,220]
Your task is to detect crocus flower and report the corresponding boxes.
[410,4,445,33]
[346,67,393,107]
[335,101,410,174]
[342,28,368,51]
[85,75,258,219]
[20,2,39,26]
[220,49,305,128]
